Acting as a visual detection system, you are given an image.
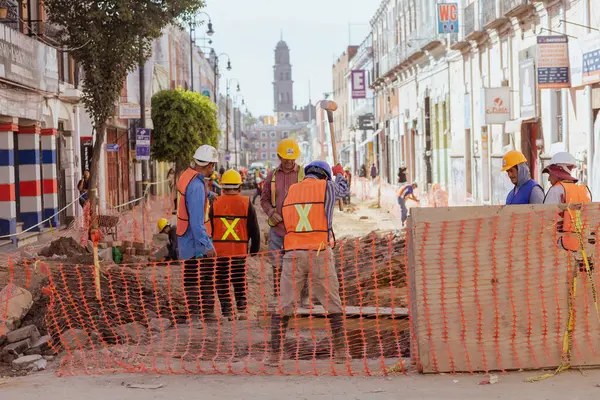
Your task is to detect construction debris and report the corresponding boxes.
[0,284,33,334]
[39,237,88,259]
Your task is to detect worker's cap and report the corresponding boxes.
[543,164,578,182]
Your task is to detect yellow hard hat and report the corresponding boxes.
[157,218,170,232]
[277,138,301,160]
[221,169,242,186]
[501,150,527,172]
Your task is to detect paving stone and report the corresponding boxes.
[6,325,40,344]
[11,354,42,370]
[3,338,31,355]
[149,318,172,332]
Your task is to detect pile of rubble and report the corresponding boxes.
[335,231,407,308]
[0,284,52,374]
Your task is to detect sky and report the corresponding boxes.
[202,0,378,116]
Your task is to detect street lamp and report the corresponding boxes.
[189,11,214,92]
[225,77,242,167]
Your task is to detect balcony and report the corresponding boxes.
[464,1,487,41]
[481,0,508,30]
[502,0,534,17]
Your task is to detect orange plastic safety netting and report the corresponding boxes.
[3,202,600,379]
[25,231,409,376]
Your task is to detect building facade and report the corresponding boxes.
[332,46,359,168]
[0,3,84,244]
[367,0,600,206]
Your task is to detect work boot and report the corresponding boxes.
[330,313,352,364]
[267,314,290,367]
[237,311,247,321]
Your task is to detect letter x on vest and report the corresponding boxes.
[221,218,241,240]
[295,204,313,232]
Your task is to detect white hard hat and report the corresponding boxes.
[193,145,219,165]
[549,152,577,168]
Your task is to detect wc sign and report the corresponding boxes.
[438,3,459,34]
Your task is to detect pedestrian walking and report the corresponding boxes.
[207,169,260,321]
[269,161,351,366]
[176,144,219,323]
[370,163,378,180]
[501,150,544,205]
[397,182,420,226]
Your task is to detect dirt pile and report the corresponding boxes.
[39,238,88,259]
[335,231,407,307]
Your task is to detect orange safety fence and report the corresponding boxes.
[2,202,600,380]
[1,231,409,376]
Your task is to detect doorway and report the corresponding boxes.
[520,122,539,180]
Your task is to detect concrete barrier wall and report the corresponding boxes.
[407,204,600,373]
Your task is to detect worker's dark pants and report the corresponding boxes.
[183,257,247,318]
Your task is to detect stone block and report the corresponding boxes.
[149,318,172,332]
[3,338,31,355]
[30,335,51,351]
[12,354,42,370]
[60,329,97,351]
[132,242,145,250]
[113,322,148,344]
[0,334,6,346]
[6,325,40,344]
[0,284,33,334]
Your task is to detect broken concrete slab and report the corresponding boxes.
[0,284,33,334]
[12,354,42,370]
[6,325,40,344]
[149,318,172,332]
[60,329,96,351]
[114,322,148,344]
[29,358,47,372]
[0,334,6,346]
[30,335,50,351]
[3,338,31,355]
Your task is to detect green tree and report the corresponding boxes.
[44,0,205,216]
[151,88,220,174]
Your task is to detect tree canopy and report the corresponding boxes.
[151,88,220,173]
[43,0,206,212]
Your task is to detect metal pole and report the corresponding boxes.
[226,80,230,168]
[190,22,194,91]
[139,51,148,245]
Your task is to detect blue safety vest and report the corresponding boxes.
[506,179,542,205]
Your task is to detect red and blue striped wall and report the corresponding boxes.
[18,125,42,231]
[41,128,59,228]
[0,123,17,237]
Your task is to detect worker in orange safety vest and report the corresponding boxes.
[268,160,351,367]
[176,144,220,323]
[207,169,260,320]
[542,152,593,258]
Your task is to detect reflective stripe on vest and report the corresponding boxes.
[176,168,209,237]
[211,194,250,257]
[282,178,329,251]
[557,182,592,251]
[270,166,305,208]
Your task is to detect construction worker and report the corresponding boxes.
[260,138,304,294]
[176,144,219,323]
[542,152,593,268]
[397,182,419,226]
[501,150,544,205]
[343,167,352,205]
[207,172,222,196]
[207,169,260,320]
[269,161,351,366]
[157,218,178,261]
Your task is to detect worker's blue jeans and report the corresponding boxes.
[398,197,408,223]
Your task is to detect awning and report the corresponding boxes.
[504,117,537,133]
[339,144,353,153]
[358,130,381,149]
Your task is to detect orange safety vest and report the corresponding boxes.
[176,168,210,237]
[556,181,592,251]
[282,178,329,251]
[210,194,250,257]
